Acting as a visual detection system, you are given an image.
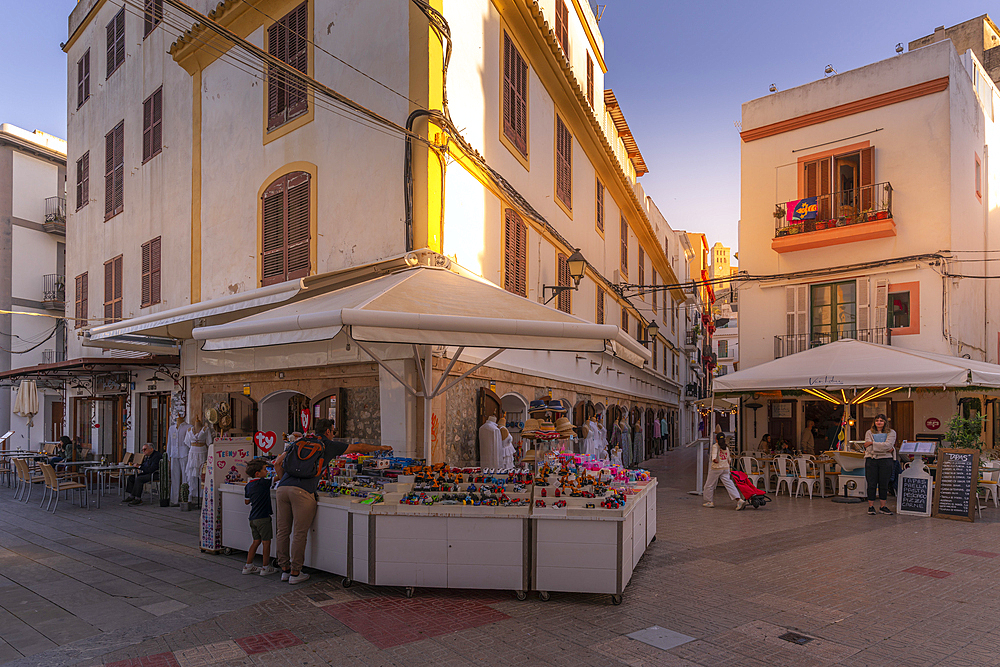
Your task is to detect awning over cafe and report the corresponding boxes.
[713,339,1000,393]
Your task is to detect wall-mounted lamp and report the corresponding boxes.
[637,320,659,345]
[824,64,837,76]
[768,83,777,93]
[542,249,586,305]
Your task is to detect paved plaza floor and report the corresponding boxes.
[3,446,1000,666]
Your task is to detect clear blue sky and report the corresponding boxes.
[2,1,994,258]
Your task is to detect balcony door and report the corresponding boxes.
[811,281,856,344]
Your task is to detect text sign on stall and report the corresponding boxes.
[897,463,932,516]
[931,448,979,522]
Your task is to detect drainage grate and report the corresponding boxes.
[779,632,813,645]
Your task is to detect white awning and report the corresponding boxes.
[714,339,1000,392]
[192,266,651,362]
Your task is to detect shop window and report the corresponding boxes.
[887,281,919,335]
[261,170,311,286]
[503,208,527,296]
[502,31,528,158]
[266,1,309,132]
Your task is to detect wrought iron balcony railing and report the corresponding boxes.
[44,197,66,235]
[42,274,65,311]
[774,182,892,238]
[774,326,891,359]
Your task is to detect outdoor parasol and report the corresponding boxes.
[13,380,38,447]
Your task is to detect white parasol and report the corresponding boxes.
[13,380,38,427]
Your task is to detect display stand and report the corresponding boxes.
[201,438,253,553]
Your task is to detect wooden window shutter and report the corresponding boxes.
[261,172,311,286]
[104,259,114,322]
[596,288,604,324]
[819,157,831,219]
[150,237,161,305]
[503,208,527,297]
[652,272,657,313]
[860,146,874,210]
[555,116,572,209]
[77,50,90,108]
[555,1,568,57]
[621,307,628,333]
[638,246,645,288]
[75,273,88,329]
[804,160,818,198]
[557,252,571,313]
[502,32,528,156]
[141,240,151,306]
[106,9,125,78]
[653,339,658,371]
[873,278,889,330]
[144,0,163,38]
[143,88,163,162]
[586,52,594,108]
[267,2,308,131]
[857,277,871,330]
[105,121,125,219]
[106,16,116,78]
[595,178,604,232]
[76,153,89,210]
[620,217,628,276]
[785,285,808,353]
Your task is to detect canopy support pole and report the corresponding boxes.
[423,345,432,467]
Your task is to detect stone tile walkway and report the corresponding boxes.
[5,445,1000,666]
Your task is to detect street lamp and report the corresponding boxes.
[543,248,587,304]
[638,320,659,344]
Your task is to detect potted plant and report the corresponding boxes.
[179,483,191,512]
[944,412,986,450]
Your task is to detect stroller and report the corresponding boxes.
[730,470,772,509]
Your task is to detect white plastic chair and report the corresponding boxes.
[979,467,999,508]
[739,456,767,491]
[793,457,821,499]
[771,455,795,496]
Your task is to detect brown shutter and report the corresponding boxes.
[267,20,287,130]
[113,122,124,216]
[621,306,628,332]
[638,246,644,287]
[144,0,162,37]
[261,177,286,285]
[285,2,309,120]
[557,252,571,313]
[150,237,161,305]
[859,146,874,210]
[653,340,657,371]
[115,10,125,71]
[285,172,311,279]
[106,17,116,78]
[77,55,85,108]
[804,160,818,198]
[819,157,831,219]
[595,178,604,232]
[555,1,568,57]
[104,260,114,322]
[104,130,114,217]
[141,240,153,306]
[503,209,527,297]
[152,88,162,157]
[555,116,572,209]
[502,33,527,156]
[142,97,152,161]
[596,288,604,324]
[83,50,90,103]
[266,3,308,131]
[652,272,657,313]
[76,153,89,210]
[75,273,87,329]
[586,52,594,108]
[620,217,628,276]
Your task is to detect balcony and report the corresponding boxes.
[44,197,66,235]
[774,327,891,359]
[42,274,65,311]
[772,182,894,254]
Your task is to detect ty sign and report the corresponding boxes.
[300,408,310,432]
[254,430,277,453]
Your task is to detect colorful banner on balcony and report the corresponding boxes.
[786,197,818,222]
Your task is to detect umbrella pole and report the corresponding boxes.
[423,345,433,467]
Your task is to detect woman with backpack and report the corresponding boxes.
[272,419,392,583]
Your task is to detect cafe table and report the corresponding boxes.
[85,465,134,508]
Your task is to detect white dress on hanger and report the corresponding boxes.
[478,419,503,469]
[500,431,515,468]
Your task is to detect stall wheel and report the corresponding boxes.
[538,591,550,602]
[515,590,527,601]
[611,594,623,605]
[405,587,415,598]
[341,578,352,588]
[222,548,233,556]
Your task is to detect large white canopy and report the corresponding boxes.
[192,266,652,362]
[714,339,1000,392]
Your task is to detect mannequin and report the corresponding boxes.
[166,413,193,505]
[610,445,623,468]
[478,415,503,469]
[596,414,609,460]
[184,417,212,504]
[620,418,632,468]
[499,422,515,468]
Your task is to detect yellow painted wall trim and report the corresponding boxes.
[569,0,607,73]
[495,0,684,301]
[191,70,203,304]
[255,161,319,286]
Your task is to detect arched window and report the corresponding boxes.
[261,171,311,285]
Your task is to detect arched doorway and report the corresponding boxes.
[259,390,310,444]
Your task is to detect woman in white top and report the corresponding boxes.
[703,432,745,510]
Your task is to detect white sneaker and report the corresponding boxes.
[259,565,279,576]
[242,564,260,575]
[281,570,291,582]
[735,500,746,511]
[289,572,310,584]
[702,501,715,508]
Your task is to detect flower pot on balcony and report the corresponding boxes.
[787,226,800,235]
[875,211,888,220]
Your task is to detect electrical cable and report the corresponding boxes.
[0,323,59,355]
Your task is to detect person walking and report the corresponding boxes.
[864,413,897,515]
[273,419,392,584]
[703,432,745,510]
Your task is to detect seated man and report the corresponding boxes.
[123,443,162,506]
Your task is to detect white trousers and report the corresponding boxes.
[169,455,187,504]
[185,447,207,503]
[704,468,740,503]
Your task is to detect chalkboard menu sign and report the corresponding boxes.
[932,448,980,522]
[899,475,931,515]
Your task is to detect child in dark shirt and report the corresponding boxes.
[243,459,278,575]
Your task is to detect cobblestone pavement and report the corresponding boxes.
[6,445,1000,666]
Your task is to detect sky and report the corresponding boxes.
[2,1,997,259]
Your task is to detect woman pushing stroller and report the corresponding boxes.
[703,432,745,511]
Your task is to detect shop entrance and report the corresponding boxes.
[72,396,124,461]
[138,392,170,451]
[768,399,797,449]
[259,390,310,441]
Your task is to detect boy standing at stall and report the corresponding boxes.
[242,459,279,575]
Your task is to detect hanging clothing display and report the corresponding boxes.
[581,419,601,458]
[597,421,609,460]
[632,424,644,467]
[652,419,661,439]
[500,428,515,468]
[166,420,192,505]
[621,423,633,468]
[478,418,503,469]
